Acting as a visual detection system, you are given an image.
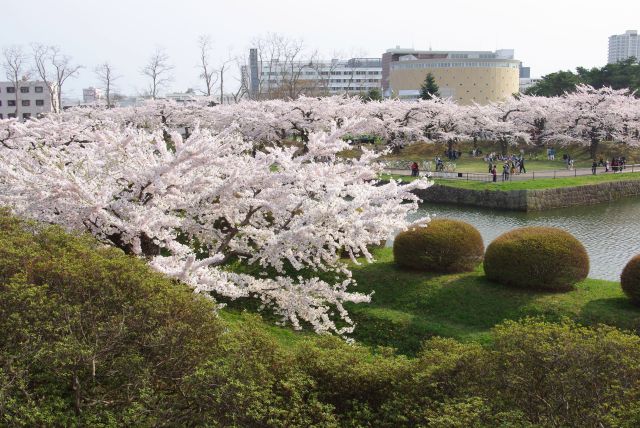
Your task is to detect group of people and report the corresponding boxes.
[487,157,526,182]
[445,149,462,160]
[592,157,627,174]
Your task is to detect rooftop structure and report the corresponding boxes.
[383,47,521,104]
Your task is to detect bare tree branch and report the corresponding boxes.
[95,62,121,108]
[140,48,174,100]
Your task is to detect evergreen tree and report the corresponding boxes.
[419,73,440,100]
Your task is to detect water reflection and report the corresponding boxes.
[407,198,640,281]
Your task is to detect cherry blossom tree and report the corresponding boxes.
[0,115,430,335]
[547,85,638,158]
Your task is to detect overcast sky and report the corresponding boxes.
[3,0,639,99]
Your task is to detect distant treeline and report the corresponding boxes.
[526,58,640,96]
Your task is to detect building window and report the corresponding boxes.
[22,113,31,119]
[22,100,31,106]
[8,100,16,107]
[35,86,44,93]
[0,114,3,119]
[6,86,15,93]
[20,87,29,93]
[36,99,44,106]
[0,100,2,106]
[8,113,16,119]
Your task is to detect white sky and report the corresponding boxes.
[2,0,638,99]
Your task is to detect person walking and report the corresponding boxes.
[410,161,419,177]
[502,162,509,181]
[519,158,526,174]
[592,160,597,175]
[492,165,497,182]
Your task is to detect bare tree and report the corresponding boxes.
[95,62,120,108]
[197,35,218,97]
[140,48,174,99]
[231,54,250,103]
[32,44,82,113]
[249,33,318,100]
[2,45,30,118]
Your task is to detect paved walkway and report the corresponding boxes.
[386,164,640,182]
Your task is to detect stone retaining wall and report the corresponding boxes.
[413,180,640,211]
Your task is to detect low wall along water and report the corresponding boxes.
[414,180,640,211]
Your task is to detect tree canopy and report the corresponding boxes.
[526,58,640,96]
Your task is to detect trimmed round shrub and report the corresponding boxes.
[621,255,640,305]
[483,227,589,292]
[393,218,484,273]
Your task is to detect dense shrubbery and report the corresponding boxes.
[393,219,484,273]
[484,227,589,291]
[622,255,640,305]
[3,211,640,427]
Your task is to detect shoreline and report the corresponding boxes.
[412,179,640,211]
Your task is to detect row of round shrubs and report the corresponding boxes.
[394,218,640,303]
[394,218,590,292]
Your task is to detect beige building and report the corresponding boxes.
[384,48,520,105]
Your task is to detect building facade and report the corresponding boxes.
[608,30,640,64]
[247,52,382,99]
[0,81,55,120]
[83,87,103,104]
[383,47,521,104]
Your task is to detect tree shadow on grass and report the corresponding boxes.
[349,261,544,355]
[579,297,640,332]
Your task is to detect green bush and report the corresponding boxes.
[483,227,589,291]
[0,211,225,426]
[4,210,640,427]
[393,218,484,273]
[621,255,640,305]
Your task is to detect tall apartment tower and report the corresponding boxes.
[608,30,640,64]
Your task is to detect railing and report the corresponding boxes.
[384,164,640,182]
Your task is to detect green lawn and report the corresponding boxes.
[345,248,640,354]
[381,141,640,173]
[381,171,640,191]
[220,247,640,355]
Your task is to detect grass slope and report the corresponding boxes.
[221,247,640,355]
[346,248,640,354]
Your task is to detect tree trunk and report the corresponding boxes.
[500,139,508,156]
[590,138,599,160]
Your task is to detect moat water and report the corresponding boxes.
[408,198,640,281]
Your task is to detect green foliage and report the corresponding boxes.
[3,211,640,426]
[526,58,640,96]
[393,218,484,273]
[484,227,589,291]
[420,72,440,100]
[480,318,640,427]
[621,255,640,305]
[0,210,225,426]
[364,87,382,102]
[525,70,582,96]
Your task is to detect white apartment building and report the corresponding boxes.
[519,77,542,93]
[0,81,55,120]
[248,49,382,98]
[83,87,103,104]
[608,30,640,64]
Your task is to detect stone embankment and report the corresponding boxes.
[413,180,640,211]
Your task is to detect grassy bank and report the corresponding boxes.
[221,247,640,355]
[381,140,640,172]
[382,170,640,191]
[345,248,639,354]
